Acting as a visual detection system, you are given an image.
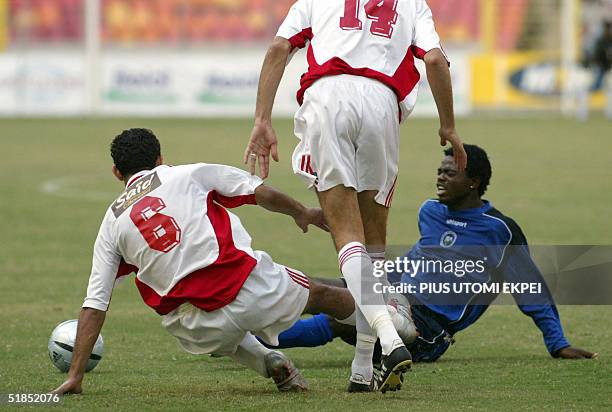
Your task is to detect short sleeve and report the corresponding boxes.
[276,0,313,50]
[411,0,448,62]
[191,163,263,208]
[83,210,122,312]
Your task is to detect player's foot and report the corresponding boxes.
[264,351,309,392]
[347,374,373,393]
[373,345,412,393]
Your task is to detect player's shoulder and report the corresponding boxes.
[155,162,219,180]
[417,199,446,223]
[180,162,251,176]
[418,199,443,215]
[481,205,527,245]
[157,163,199,174]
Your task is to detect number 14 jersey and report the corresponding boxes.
[277,0,447,122]
[83,164,263,315]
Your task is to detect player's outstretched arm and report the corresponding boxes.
[424,48,467,171]
[51,308,106,395]
[499,222,598,360]
[244,37,292,179]
[254,184,328,233]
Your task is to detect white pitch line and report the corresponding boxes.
[40,175,117,202]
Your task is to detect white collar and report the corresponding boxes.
[126,170,152,187]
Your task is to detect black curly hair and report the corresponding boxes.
[444,144,491,196]
[110,128,161,177]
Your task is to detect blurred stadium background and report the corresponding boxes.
[2,2,612,408]
[0,0,610,117]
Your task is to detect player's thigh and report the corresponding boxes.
[292,81,361,193]
[228,251,310,347]
[161,303,245,356]
[356,88,400,208]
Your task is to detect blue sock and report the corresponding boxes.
[259,314,335,349]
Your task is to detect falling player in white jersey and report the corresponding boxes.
[244,0,468,392]
[51,128,371,395]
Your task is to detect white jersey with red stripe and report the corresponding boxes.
[83,163,263,315]
[277,0,447,122]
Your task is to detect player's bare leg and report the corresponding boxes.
[317,185,409,392]
[357,190,389,253]
[312,277,347,288]
[316,185,365,248]
[303,278,355,320]
[226,280,354,393]
[357,191,414,391]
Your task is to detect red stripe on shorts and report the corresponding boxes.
[285,267,310,289]
[306,155,314,175]
[384,176,398,208]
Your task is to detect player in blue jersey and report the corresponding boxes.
[267,144,597,361]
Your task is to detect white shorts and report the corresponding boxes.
[292,74,401,208]
[161,251,310,356]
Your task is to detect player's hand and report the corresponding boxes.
[557,346,598,359]
[439,127,467,171]
[244,121,279,179]
[294,207,329,233]
[51,376,83,395]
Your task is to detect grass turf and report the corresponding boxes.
[1,116,611,411]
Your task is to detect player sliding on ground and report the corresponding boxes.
[244,0,467,392]
[265,145,598,362]
[51,128,412,395]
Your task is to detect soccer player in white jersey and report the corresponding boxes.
[244,0,468,392]
[51,128,366,395]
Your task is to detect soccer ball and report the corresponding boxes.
[48,319,104,373]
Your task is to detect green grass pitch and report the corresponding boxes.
[1,116,611,411]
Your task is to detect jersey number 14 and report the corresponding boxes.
[340,0,399,39]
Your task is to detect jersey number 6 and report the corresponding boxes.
[340,0,399,39]
[130,196,182,253]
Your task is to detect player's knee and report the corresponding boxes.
[328,317,357,345]
[304,279,324,313]
[304,280,349,315]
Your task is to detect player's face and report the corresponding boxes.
[436,156,472,204]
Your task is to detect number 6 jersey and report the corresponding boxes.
[277,0,447,122]
[83,164,263,315]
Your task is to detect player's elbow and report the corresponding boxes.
[424,49,449,69]
[254,184,276,209]
[268,37,292,57]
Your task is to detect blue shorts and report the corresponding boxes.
[406,302,454,363]
[385,273,454,362]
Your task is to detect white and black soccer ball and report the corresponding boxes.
[48,319,104,373]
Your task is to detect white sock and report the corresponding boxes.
[336,248,386,327]
[350,310,376,383]
[229,333,273,378]
[339,242,403,355]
